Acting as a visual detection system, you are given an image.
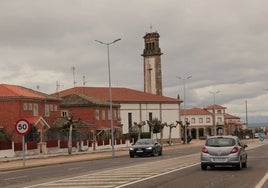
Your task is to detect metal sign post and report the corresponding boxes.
[15,119,30,167]
[22,135,25,167]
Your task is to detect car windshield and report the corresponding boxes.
[206,137,235,147]
[135,139,154,145]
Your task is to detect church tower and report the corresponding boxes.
[142,31,163,96]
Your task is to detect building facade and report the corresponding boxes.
[0,84,61,142]
[180,105,245,139]
[59,93,121,140]
[58,87,182,142]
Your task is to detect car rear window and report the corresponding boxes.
[206,137,235,147]
[136,139,154,145]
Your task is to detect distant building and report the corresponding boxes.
[180,107,213,139]
[224,113,245,135]
[180,105,245,139]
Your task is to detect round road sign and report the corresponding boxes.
[15,119,31,135]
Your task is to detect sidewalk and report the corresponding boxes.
[0,140,205,172]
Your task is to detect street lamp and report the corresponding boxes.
[95,38,121,157]
[209,90,220,104]
[177,75,192,144]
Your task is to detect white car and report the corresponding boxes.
[200,135,248,170]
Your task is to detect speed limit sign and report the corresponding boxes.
[15,119,31,135]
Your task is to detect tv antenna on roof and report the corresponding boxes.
[72,66,77,87]
[56,81,64,92]
[83,75,87,86]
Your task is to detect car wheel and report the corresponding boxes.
[242,159,247,168]
[236,160,242,170]
[201,164,207,170]
[129,154,134,158]
[151,149,157,157]
[158,149,162,156]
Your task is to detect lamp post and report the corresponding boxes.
[177,75,192,144]
[209,90,220,104]
[95,38,121,157]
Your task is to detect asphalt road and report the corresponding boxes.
[0,139,267,188]
[126,144,268,188]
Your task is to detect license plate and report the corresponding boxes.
[136,150,143,153]
[213,157,227,162]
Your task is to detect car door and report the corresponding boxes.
[154,141,161,153]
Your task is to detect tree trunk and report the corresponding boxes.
[68,123,73,155]
[169,128,172,146]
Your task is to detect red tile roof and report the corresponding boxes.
[224,113,240,119]
[180,107,212,116]
[0,84,42,98]
[205,104,226,110]
[57,87,181,103]
[0,84,60,100]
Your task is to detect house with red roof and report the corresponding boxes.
[224,113,245,135]
[180,105,245,139]
[0,84,61,142]
[180,107,213,139]
[58,87,182,142]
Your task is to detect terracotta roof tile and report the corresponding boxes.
[57,87,181,103]
[224,113,240,119]
[180,107,212,116]
[0,84,61,100]
[205,104,226,109]
[61,93,119,107]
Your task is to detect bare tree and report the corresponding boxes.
[165,122,179,146]
[133,121,146,140]
[64,115,79,155]
[66,116,74,155]
[147,118,162,139]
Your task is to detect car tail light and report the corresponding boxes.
[202,146,209,153]
[230,146,239,153]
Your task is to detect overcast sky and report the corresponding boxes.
[1,0,268,124]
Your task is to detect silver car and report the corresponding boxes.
[200,135,248,170]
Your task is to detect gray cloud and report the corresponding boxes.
[1,0,268,124]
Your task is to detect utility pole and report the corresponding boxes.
[177,75,192,144]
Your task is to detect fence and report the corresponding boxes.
[0,138,134,158]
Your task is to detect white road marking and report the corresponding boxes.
[116,163,200,188]
[255,172,268,188]
[24,154,199,188]
[5,175,27,181]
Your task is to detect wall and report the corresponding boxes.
[119,102,181,140]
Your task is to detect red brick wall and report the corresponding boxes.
[0,99,61,142]
[61,106,119,130]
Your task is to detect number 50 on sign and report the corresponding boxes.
[15,119,31,135]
